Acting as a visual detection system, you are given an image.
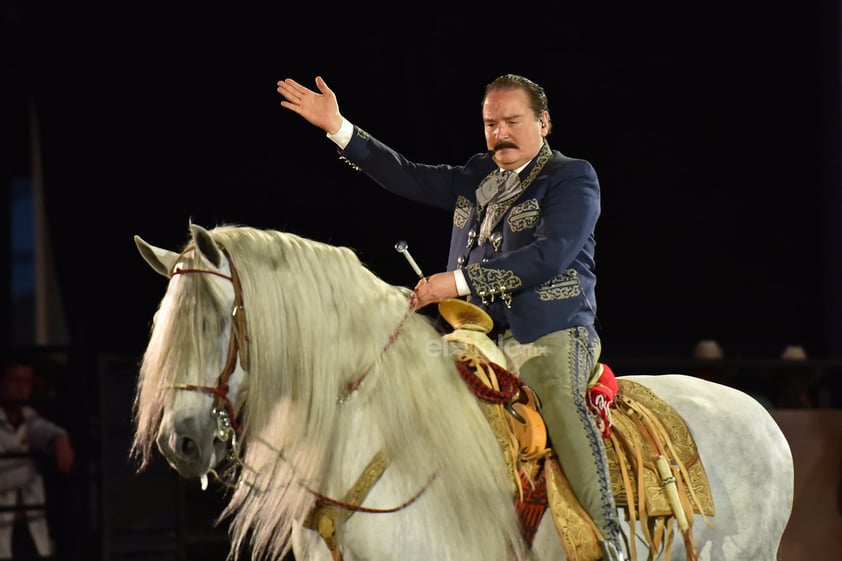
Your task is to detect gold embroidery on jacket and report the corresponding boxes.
[466,264,523,295]
[518,143,551,193]
[454,195,473,229]
[536,269,581,301]
[508,199,541,232]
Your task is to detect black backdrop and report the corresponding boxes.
[4,3,839,360]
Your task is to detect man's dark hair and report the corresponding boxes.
[483,74,551,133]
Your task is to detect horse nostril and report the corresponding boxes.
[178,436,199,461]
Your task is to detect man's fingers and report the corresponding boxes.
[279,101,300,113]
[278,78,314,101]
[282,78,306,92]
[315,76,332,95]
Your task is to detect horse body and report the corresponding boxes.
[132,223,793,561]
[531,374,794,561]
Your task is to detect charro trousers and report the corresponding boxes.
[501,325,622,547]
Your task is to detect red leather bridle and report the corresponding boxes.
[168,244,248,445]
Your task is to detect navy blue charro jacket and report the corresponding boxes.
[339,125,600,344]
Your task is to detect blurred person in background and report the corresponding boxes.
[0,356,74,559]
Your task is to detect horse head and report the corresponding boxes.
[132,223,247,487]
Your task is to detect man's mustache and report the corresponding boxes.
[493,141,518,151]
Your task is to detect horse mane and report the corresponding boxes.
[136,224,528,561]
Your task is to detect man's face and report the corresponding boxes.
[483,88,547,170]
[1,365,34,402]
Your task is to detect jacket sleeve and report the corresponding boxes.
[338,125,471,211]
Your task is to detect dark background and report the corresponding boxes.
[3,3,840,362]
[2,3,841,560]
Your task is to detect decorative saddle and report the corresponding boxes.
[439,299,714,561]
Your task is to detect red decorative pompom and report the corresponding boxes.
[587,363,619,438]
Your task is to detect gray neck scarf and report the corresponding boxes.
[475,170,523,246]
[474,140,552,247]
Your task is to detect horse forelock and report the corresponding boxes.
[133,244,230,469]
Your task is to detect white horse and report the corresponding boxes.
[131,223,794,561]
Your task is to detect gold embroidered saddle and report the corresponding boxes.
[440,299,714,561]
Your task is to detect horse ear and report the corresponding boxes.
[134,235,179,278]
[190,223,223,268]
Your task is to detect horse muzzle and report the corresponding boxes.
[156,416,227,479]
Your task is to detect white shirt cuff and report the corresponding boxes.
[326,118,354,149]
[454,270,470,296]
